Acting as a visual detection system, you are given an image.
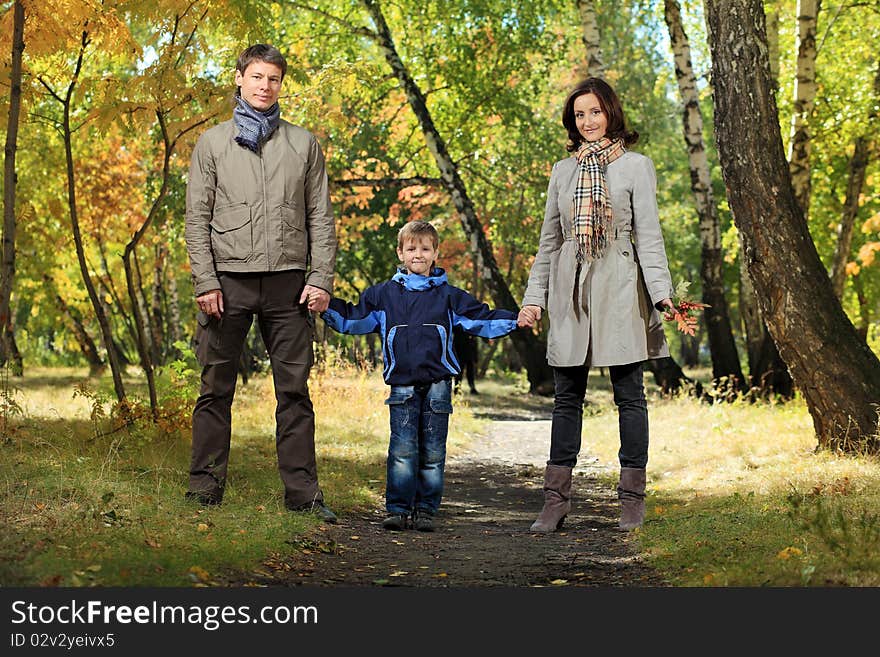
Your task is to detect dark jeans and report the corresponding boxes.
[384,379,453,515]
[188,270,323,508]
[549,361,648,469]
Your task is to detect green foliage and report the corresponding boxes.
[786,482,880,579]
[3,0,880,376]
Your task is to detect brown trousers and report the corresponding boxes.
[188,270,323,508]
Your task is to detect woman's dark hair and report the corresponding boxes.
[236,44,288,81]
[561,78,639,152]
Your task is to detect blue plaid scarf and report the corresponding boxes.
[572,137,626,263]
[233,95,280,152]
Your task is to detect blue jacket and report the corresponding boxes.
[322,268,518,385]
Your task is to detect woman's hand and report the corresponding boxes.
[518,305,542,329]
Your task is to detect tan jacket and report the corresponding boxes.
[522,151,673,367]
[185,118,336,296]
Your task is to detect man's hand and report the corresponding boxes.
[300,284,330,313]
[517,305,542,329]
[197,289,224,319]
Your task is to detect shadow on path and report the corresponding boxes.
[231,458,664,587]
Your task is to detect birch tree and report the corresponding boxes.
[663,0,743,389]
[576,0,604,77]
[704,0,880,452]
[788,0,821,219]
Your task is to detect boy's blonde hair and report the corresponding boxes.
[397,220,439,250]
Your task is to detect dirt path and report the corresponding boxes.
[235,388,665,587]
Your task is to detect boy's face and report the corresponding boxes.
[235,60,283,111]
[397,236,439,276]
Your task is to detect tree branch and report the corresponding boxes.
[332,176,443,188]
[279,1,377,38]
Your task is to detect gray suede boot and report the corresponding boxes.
[618,467,646,531]
[530,464,573,533]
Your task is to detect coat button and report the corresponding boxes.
[622,250,629,257]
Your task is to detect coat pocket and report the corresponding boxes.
[210,205,252,261]
[280,203,307,262]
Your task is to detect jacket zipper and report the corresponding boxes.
[260,151,269,269]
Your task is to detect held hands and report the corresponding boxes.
[517,305,542,329]
[197,289,224,319]
[300,284,330,313]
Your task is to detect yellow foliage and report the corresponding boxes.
[857,241,880,267]
[862,211,880,234]
[776,546,803,560]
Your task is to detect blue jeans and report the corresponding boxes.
[384,379,453,515]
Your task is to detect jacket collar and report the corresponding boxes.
[392,267,448,291]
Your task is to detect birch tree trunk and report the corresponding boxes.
[788,0,821,219]
[664,0,744,389]
[704,0,880,452]
[1,0,25,374]
[361,0,553,393]
[576,0,605,77]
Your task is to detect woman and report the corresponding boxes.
[517,78,674,532]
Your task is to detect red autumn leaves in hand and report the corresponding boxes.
[663,281,709,337]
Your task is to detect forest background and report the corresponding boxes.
[1,0,880,588]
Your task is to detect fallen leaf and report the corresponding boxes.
[777,546,803,560]
[389,570,408,577]
[197,523,209,532]
[188,566,211,583]
[550,579,568,586]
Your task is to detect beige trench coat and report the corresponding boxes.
[522,151,674,368]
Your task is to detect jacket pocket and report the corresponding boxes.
[280,204,307,262]
[210,205,252,261]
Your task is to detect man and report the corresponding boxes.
[184,44,337,522]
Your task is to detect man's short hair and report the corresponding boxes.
[236,44,287,80]
[397,220,439,250]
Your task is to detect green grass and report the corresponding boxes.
[2,364,879,587]
[564,371,880,587]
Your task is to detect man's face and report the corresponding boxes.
[234,60,283,111]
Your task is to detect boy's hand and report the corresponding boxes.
[517,305,542,329]
[300,285,330,313]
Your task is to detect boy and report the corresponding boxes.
[321,221,518,531]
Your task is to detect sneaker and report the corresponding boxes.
[288,500,338,524]
[382,514,409,531]
[412,509,435,532]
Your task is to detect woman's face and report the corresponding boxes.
[573,92,608,142]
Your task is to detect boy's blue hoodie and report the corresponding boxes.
[322,268,518,385]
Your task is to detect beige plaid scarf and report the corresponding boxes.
[572,137,626,263]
